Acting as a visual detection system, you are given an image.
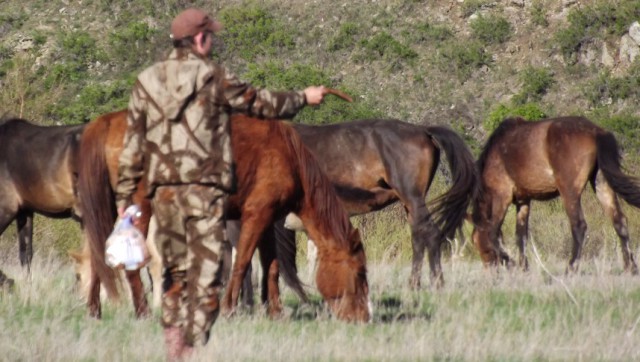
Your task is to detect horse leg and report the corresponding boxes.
[0,210,17,289]
[17,211,33,272]
[559,191,587,274]
[514,201,531,271]
[258,230,282,318]
[593,171,638,274]
[404,197,441,289]
[124,269,150,318]
[221,210,273,316]
[227,220,254,309]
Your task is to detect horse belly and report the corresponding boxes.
[17,176,75,213]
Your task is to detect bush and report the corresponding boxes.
[358,32,418,63]
[512,66,555,105]
[483,103,547,132]
[218,4,295,61]
[470,14,512,45]
[584,60,640,106]
[438,39,492,81]
[109,21,158,66]
[328,22,360,52]
[243,61,384,124]
[410,21,453,43]
[530,1,548,27]
[460,0,491,18]
[554,2,640,63]
[593,113,640,151]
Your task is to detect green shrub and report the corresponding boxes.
[460,0,491,18]
[593,113,640,151]
[218,4,295,61]
[59,31,104,65]
[328,22,360,52]
[109,22,157,66]
[584,60,640,106]
[471,14,512,45]
[438,39,492,81]
[554,2,640,63]
[530,1,549,27]
[410,21,453,43]
[483,103,547,132]
[512,66,555,105]
[242,61,383,124]
[358,32,418,63]
[47,78,134,124]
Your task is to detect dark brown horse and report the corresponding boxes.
[77,110,371,322]
[0,117,84,285]
[471,116,640,273]
[279,119,479,288]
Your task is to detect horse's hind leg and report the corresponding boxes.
[515,201,531,271]
[559,191,587,274]
[17,211,33,272]
[257,229,283,318]
[594,171,638,274]
[404,196,441,289]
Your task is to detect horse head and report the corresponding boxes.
[314,228,371,322]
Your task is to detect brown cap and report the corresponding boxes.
[170,8,222,40]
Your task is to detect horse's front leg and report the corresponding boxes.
[124,270,150,318]
[221,210,272,316]
[515,201,531,271]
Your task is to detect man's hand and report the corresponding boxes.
[303,86,328,106]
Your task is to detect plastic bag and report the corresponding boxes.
[105,205,149,271]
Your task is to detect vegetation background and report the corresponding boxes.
[1,0,640,360]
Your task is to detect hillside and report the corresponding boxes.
[1,0,639,155]
[1,0,640,260]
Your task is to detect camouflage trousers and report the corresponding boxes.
[151,184,230,346]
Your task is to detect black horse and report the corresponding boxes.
[0,117,84,285]
[279,119,479,288]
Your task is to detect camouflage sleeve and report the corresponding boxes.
[115,82,147,210]
[219,67,307,119]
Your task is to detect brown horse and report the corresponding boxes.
[279,119,479,288]
[0,117,84,286]
[77,110,371,322]
[471,116,640,273]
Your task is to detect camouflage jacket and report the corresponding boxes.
[115,48,307,209]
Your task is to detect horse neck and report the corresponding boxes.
[279,124,353,252]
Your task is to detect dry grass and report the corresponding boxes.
[1,247,639,361]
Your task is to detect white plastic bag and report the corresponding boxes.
[105,205,149,271]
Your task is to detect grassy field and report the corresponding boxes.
[1,243,639,361]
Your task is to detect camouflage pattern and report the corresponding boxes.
[114,47,308,346]
[152,184,231,346]
[115,48,306,209]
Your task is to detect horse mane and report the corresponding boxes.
[275,121,353,249]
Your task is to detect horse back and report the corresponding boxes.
[0,118,84,213]
[481,116,599,198]
[292,120,438,210]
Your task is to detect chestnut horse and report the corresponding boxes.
[77,110,371,322]
[0,117,84,286]
[280,119,479,288]
[472,116,640,273]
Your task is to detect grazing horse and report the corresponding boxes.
[471,116,640,273]
[0,117,84,286]
[280,119,479,288]
[77,110,371,322]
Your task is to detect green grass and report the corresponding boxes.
[2,252,640,361]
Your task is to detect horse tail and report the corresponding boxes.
[77,114,120,300]
[596,132,640,208]
[273,218,309,303]
[424,125,480,239]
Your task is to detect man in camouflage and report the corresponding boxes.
[115,7,330,360]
